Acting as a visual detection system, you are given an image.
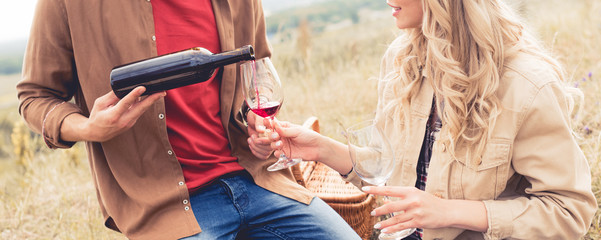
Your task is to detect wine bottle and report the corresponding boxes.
[110,45,255,98]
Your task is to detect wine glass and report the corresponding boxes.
[240,57,301,171]
[345,120,416,240]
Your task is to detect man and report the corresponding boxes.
[17,0,359,239]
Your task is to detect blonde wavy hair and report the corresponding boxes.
[386,0,568,165]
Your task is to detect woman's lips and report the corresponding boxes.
[392,7,401,17]
[387,3,401,17]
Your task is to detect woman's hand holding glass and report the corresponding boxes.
[267,121,324,162]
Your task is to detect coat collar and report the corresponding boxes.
[212,0,236,129]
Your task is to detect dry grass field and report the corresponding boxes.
[1,0,600,239]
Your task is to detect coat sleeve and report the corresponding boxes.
[483,81,597,239]
[16,0,83,149]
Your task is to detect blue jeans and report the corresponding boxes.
[180,171,360,240]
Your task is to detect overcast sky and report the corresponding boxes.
[0,0,38,43]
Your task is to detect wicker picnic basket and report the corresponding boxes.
[291,117,376,239]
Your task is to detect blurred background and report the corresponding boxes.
[1,0,600,239]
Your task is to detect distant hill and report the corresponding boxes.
[265,0,387,35]
[262,0,329,14]
[0,39,26,75]
[0,0,388,75]
[0,39,27,56]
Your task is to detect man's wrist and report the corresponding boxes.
[60,113,89,142]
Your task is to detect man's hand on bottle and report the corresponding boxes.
[61,86,166,142]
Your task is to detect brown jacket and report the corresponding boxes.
[344,36,597,239]
[17,0,313,239]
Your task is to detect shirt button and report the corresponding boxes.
[151,35,156,41]
[183,199,189,204]
[184,206,190,211]
[178,181,185,186]
[167,150,173,155]
[158,113,165,120]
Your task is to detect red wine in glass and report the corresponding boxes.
[250,101,281,118]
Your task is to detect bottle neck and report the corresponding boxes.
[211,45,255,68]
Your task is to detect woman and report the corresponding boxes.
[248,0,597,239]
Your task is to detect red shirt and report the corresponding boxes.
[151,0,243,192]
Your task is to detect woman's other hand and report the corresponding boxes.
[362,185,488,234]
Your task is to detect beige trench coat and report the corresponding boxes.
[344,36,597,240]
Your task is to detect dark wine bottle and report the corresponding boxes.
[110,45,255,98]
